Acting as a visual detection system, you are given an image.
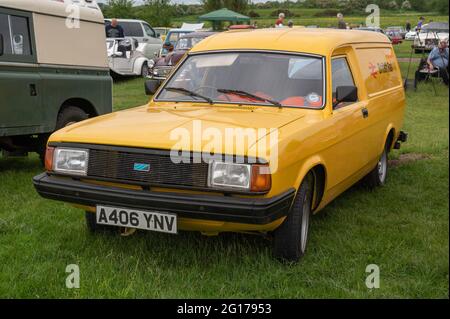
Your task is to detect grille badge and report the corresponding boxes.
[133,163,150,172]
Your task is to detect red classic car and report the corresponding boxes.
[150,32,216,80]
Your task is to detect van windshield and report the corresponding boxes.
[156,52,325,108]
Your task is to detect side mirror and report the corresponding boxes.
[156,33,161,38]
[334,86,357,108]
[0,34,3,56]
[145,79,161,96]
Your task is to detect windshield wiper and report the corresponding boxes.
[217,89,282,107]
[165,87,213,104]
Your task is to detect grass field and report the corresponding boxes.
[172,8,448,29]
[0,43,448,298]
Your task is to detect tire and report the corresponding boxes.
[141,62,149,78]
[273,173,314,263]
[364,141,389,188]
[85,211,117,234]
[56,106,88,130]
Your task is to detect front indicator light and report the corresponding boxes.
[251,164,272,192]
[44,147,55,171]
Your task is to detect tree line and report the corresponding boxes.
[100,0,449,27]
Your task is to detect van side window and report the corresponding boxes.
[143,23,156,38]
[0,13,32,57]
[120,22,144,37]
[10,15,32,56]
[332,57,355,107]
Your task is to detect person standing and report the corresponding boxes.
[417,16,425,31]
[406,20,411,32]
[337,13,346,29]
[105,18,125,38]
[275,13,285,28]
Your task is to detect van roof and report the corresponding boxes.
[1,0,104,23]
[191,28,391,56]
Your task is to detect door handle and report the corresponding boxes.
[362,107,369,118]
[29,84,37,97]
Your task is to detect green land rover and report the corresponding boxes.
[0,0,112,161]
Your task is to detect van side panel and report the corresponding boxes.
[353,44,406,158]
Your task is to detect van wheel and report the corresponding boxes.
[141,63,149,78]
[273,173,314,263]
[56,106,88,130]
[85,212,117,233]
[364,142,389,188]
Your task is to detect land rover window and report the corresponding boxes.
[121,22,144,37]
[0,13,33,62]
[0,13,12,55]
[9,15,32,56]
[157,52,325,109]
[143,23,156,38]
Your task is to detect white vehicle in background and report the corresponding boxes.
[413,22,449,53]
[106,38,153,78]
[405,29,418,41]
[104,19,162,59]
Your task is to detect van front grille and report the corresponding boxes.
[87,148,209,188]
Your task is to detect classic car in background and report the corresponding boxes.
[160,29,197,56]
[386,31,403,45]
[107,38,153,78]
[385,26,406,39]
[405,29,418,40]
[413,22,449,53]
[151,32,216,80]
[105,19,162,59]
[154,27,170,41]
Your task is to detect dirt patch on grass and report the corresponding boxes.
[389,153,431,167]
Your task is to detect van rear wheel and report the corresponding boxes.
[364,142,389,188]
[273,173,314,263]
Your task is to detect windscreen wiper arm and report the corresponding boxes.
[217,89,282,107]
[165,87,213,104]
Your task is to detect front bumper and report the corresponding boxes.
[33,173,295,225]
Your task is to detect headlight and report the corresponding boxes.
[208,161,271,192]
[53,148,89,176]
[209,162,251,190]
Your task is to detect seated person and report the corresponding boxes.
[415,39,449,86]
[428,39,449,85]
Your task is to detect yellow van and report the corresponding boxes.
[33,28,407,262]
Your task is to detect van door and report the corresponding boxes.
[324,56,375,190]
[0,10,41,131]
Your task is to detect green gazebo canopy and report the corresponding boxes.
[198,8,250,23]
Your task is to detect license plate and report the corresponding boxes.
[96,205,177,234]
